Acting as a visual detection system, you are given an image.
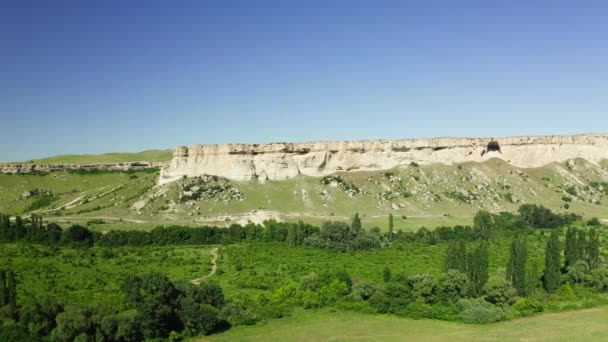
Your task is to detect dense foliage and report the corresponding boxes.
[1,204,606,340]
[0,271,227,341]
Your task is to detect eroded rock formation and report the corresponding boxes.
[159,134,608,184]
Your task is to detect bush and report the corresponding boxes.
[589,268,608,292]
[483,277,517,306]
[565,261,590,284]
[457,298,508,324]
[438,270,470,304]
[513,297,544,317]
[352,281,376,301]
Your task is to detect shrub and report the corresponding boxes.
[483,277,517,306]
[457,298,508,324]
[565,261,590,284]
[351,281,376,301]
[589,268,608,292]
[438,270,470,304]
[513,297,544,317]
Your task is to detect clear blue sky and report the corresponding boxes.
[1,1,607,161]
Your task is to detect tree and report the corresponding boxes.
[506,235,528,295]
[0,270,6,307]
[526,261,540,294]
[408,274,437,304]
[122,274,181,338]
[565,227,579,267]
[473,210,494,240]
[50,306,94,342]
[286,224,296,246]
[543,231,561,293]
[178,299,219,336]
[383,267,392,283]
[484,277,517,306]
[468,242,489,296]
[6,270,17,310]
[588,228,601,269]
[577,229,588,262]
[438,270,470,303]
[351,213,362,236]
[518,204,569,228]
[19,298,64,338]
[388,213,394,241]
[62,225,94,247]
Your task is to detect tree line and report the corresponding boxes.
[0,272,228,341]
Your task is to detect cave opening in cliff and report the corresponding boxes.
[487,140,501,153]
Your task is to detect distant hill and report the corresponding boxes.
[16,150,172,165]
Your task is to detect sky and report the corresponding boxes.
[1,1,608,161]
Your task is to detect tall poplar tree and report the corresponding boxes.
[0,270,7,306]
[588,228,601,269]
[544,231,561,293]
[6,269,17,310]
[507,235,528,295]
[565,227,579,267]
[468,242,489,296]
[577,229,587,262]
[388,213,394,241]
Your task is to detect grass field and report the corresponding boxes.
[202,306,608,341]
[13,149,172,164]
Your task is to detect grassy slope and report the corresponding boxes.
[203,306,608,342]
[14,149,172,164]
[1,158,606,231]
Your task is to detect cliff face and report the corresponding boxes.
[0,162,165,174]
[158,134,608,184]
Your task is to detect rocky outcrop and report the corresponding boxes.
[0,162,165,174]
[159,134,608,184]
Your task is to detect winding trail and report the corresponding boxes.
[191,247,219,285]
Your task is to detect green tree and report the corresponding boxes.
[50,306,94,341]
[577,229,588,262]
[351,213,362,236]
[453,240,468,274]
[565,227,579,267]
[19,298,64,338]
[468,242,489,296]
[122,274,181,339]
[286,224,296,246]
[6,270,17,310]
[506,235,528,295]
[473,210,494,240]
[0,270,6,307]
[543,231,561,293]
[383,267,392,283]
[408,273,437,304]
[588,228,601,269]
[438,269,470,303]
[526,261,540,294]
[178,298,218,336]
[388,213,394,241]
[484,277,517,306]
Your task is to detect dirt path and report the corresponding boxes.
[191,247,219,285]
[47,216,148,224]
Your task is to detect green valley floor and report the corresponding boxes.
[202,306,608,342]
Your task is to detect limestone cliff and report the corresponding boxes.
[158,134,608,184]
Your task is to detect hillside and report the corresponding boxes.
[1,157,607,230]
[14,149,172,164]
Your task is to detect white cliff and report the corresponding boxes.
[159,134,608,184]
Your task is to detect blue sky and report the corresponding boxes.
[1,1,607,161]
